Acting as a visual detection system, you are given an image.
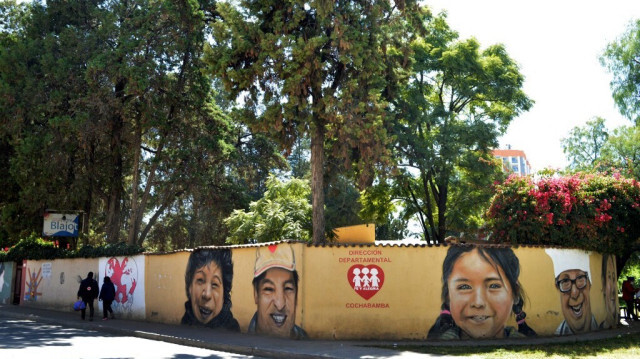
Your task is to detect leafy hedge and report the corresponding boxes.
[0,233,144,263]
[486,172,640,254]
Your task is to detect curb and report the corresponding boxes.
[2,306,639,358]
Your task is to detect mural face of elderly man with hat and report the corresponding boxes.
[546,249,598,335]
[248,244,307,339]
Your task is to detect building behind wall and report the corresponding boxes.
[493,147,532,176]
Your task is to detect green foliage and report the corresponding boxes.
[0,0,281,249]
[73,242,144,259]
[225,176,312,244]
[487,172,640,272]
[389,9,532,243]
[0,233,64,262]
[0,233,143,263]
[561,117,609,170]
[601,19,640,124]
[208,0,423,243]
[601,125,640,180]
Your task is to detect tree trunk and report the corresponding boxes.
[127,121,142,245]
[105,113,123,244]
[81,141,95,247]
[437,182,447,243]
[311,117,326,245]
[105,79,126,244]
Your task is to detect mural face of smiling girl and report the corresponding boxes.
[447,248,514,339]
[189,262,224,324]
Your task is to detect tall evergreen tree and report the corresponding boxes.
[0,1,245,246]
[207,0,421,244]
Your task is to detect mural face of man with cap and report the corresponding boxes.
[249,244,307,339]
[546,249,598,335]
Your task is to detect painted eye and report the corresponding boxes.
[489,283,502,289]
[457,284,472,290]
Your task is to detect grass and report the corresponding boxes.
[385,331,640,358]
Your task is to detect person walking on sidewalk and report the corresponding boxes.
[77,271,99,321]
[99,276,116,321]
[622,276,640,321]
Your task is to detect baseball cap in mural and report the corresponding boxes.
[545,248,591,278]
[254,244,295,278]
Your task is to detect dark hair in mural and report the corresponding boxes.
[0,262,4,275]
[182,248,239,331]
[427,245,536,339]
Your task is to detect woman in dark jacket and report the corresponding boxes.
[99,276,116,320]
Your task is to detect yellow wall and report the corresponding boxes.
[15,243,619,340]
[146,251,189,323]
[516,246,559,334]
[333,224,375,244]
[23,258,98,311]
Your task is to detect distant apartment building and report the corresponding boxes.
[492,148,532,176]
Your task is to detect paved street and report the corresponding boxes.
[0,318,261,359]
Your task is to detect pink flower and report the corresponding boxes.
[546,213,554,224]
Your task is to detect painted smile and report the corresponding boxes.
[198,306,213,318]
[570,303,583,317]
[467,315,491,323]
[270,313,287,326]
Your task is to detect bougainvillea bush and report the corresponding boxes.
[487,172,640,270]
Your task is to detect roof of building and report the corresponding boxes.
[492,149,528,159]
[492,149,531,170]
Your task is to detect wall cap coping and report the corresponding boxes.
[142,239,604,255]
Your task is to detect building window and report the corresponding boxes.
[511,157,518,164]
[512,165,519,172]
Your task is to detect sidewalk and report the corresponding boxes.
[1,304,639,359]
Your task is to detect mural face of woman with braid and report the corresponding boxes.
[428,246,535,340]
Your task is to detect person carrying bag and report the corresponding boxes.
[77,271,99,321]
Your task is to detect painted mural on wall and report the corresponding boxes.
[182,248,239,331]
[248,244,307,339]
[545,248,598,335]
[99,256,145,317]
[601,254,618,329]
[0,262,12,304]
[7,243,623,340]
[428,246,537,340]
[24,267,43,302]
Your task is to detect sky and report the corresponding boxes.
[425,0,640,172]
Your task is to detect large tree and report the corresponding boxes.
[602,125,640,180]
[0,0,252,247]
[561,117,609,171]
[207,0,422,244]
[389,14,532,243]
[601,19,640,124]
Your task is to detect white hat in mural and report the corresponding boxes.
[545,248,591,278]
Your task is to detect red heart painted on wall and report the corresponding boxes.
[347,264,384,300]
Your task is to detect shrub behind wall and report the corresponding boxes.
[487,172,640,261]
